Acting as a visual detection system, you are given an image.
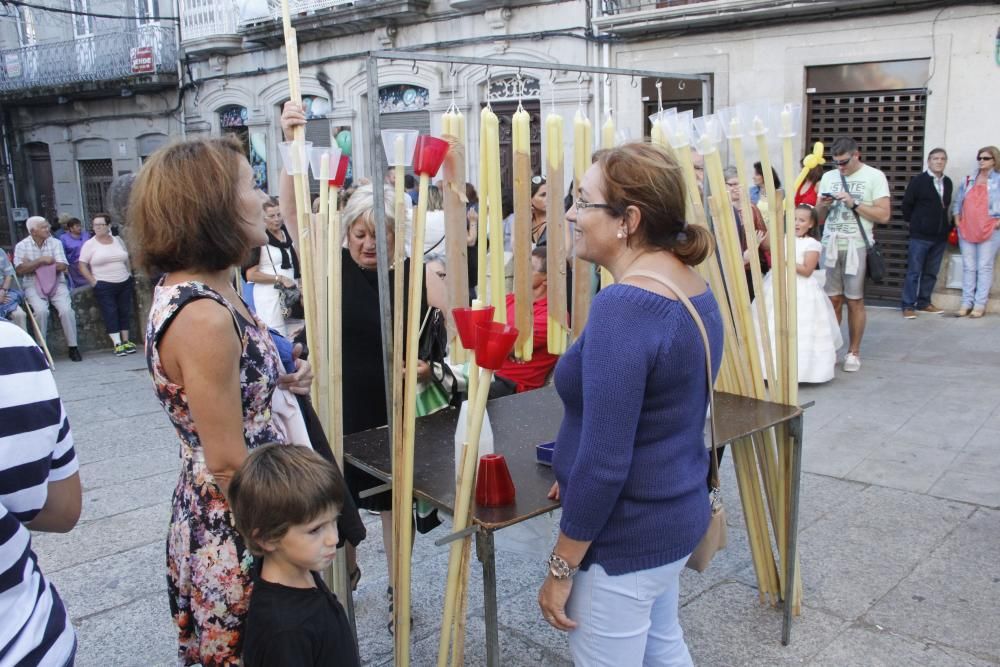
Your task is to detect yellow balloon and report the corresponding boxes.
[812,141,825,161]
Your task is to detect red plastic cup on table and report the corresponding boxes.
[452,306,496,350]
[328,155,350,188]
[474,321,519,371]
[412,135,449,177]
[475,454,516,507]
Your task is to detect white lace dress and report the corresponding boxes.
[755,236,843,384]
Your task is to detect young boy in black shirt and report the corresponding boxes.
[230,444,360,666]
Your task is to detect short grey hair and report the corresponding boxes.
[341,184,404,241]
[723,166,739,182]
[26,216,48,232]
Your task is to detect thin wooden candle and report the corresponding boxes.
[394,166,436,665]
[442,111,470,363]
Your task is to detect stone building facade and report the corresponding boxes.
[2,0,998,308]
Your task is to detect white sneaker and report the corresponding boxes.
[843,353,861,372]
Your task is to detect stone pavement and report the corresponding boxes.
[30,306,1000,666]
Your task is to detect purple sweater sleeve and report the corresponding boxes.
[559,295,655,542]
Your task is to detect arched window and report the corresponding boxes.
[218,105,268,191]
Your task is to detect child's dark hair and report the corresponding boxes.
[796,204,820,239]
[230,444,345,556]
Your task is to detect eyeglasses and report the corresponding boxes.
[977,156,994,162]
[833,157,853,167]
[574,199,620,215]
[725,182,741,190]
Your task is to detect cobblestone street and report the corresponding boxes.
[33,307,1000,666]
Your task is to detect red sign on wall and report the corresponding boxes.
[130,47,154,74]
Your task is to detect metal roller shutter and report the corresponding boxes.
[805,90,927,303]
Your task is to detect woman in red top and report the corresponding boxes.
[795,163,823,207]
[952,145,1000,317]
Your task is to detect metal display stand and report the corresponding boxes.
[349,50,805,663]
[362,50,711,432]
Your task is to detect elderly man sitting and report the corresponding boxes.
[13,216,82,361]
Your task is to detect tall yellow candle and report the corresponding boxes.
[599,115,615,288]
[477,108,490,299]
[572,110,593,339]
[482,108,505,320]
[512,107,532,359]
[601,114,615,150]
[545,111,568,354]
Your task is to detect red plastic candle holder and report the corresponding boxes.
[412,135,449,177]
[452,306,495,350]
[475,454,516,507]
[474,321,519,371]
[328,155,349,188]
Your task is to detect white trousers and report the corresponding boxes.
[567,556,693,667]
[25,281,78,346]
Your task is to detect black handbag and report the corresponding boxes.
[840,172,886,284]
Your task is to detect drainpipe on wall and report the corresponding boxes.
[172,0,186,138]
[0,107,19,246]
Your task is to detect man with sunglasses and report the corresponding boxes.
[815,137,891,372]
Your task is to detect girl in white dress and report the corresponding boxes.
[755,204,843,383]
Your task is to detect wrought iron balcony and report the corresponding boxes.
[241,0,359,23]
[179,0,431,51]
[0,25,177,98]
[600,0,715,16]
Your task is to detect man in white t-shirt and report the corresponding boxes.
[815,137,891,373]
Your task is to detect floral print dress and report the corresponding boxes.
[146,280,283,666]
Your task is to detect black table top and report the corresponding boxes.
[343,386,802,531]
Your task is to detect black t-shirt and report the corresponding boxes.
[243,570,360,667]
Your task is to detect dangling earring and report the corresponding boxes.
[616,229,626,239]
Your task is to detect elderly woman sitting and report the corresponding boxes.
[0,250,26,329]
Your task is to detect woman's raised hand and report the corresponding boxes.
[280,101,307,142]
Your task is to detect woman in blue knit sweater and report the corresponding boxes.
[538,143,724,665]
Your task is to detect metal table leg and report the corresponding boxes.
[476,529,500,667]
[782,413,804,645]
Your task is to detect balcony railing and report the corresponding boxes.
[180,0,242,41]
[0,25,177,94]
[241,0,358,25]
[601,0,716,15]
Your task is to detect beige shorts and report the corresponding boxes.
[823,246,867,300]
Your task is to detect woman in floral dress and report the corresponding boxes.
[131,136,311,665]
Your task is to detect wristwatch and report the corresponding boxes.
[547,552,579,580]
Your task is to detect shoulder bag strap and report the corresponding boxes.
[839,171,872,250]
[620,270,720,490]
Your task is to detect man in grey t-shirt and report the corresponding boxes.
[815,137,891,373]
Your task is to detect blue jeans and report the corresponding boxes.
[901,238,946,309]
[92,277,134,335]
[566,557,693,666]
[958,228,1000,309]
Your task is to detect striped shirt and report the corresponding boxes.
[0,321,77,667]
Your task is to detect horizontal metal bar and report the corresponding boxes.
[358,482,392,499]
[799,400,815,410]
[370,50,709,84]
[433,523,479,547]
